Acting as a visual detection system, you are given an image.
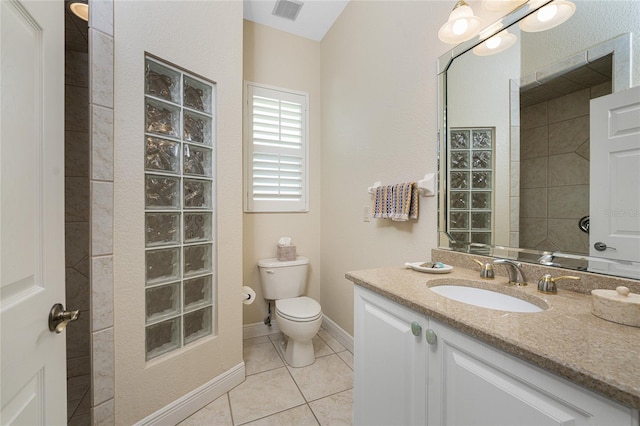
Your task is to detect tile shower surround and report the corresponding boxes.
[75,0,116,424]
[65,5,91,425]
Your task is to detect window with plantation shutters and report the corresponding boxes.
[244,83,308,212]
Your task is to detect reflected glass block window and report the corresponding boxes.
[448,128,494,246]
[144,56,216,361]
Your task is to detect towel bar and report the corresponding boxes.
[368,173,435,197]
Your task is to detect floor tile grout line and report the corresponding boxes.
[307,387,353,405]
[307,402,323,426]
[245,366,280,377]
[226,392,236,426]
[228,327,352,426]
[234,402,311,426]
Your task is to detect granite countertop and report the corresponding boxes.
[345,266,640,410]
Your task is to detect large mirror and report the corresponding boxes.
[437,0,640,279]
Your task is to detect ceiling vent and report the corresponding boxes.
[272,0,304,21]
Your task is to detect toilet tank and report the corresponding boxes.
[258,256,309,300]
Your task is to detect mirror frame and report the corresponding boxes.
[436,0,640,276]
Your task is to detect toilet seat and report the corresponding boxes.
[276,297,322,322]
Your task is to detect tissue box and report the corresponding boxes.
[277,244,297,261]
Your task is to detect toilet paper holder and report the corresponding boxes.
[242,286,256,305]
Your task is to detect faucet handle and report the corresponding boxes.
[537,274,580,294]
[472,259,494,279]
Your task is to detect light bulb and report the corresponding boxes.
[519,0,575,32]
[537,4,558,22]
[69,2,88,21]
[453,19,469,35]
[486,36,502,49]
[472,30,517,56]
[438,1,482,44]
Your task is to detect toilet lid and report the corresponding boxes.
[276,297,321,321]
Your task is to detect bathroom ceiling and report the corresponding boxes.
[244,0,350,41]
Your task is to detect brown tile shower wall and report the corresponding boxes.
[65,6,91,425]
[519,82,611,256]
[88,0,115,424]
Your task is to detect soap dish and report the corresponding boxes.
[591,286,640,327]
[404,262,453,274]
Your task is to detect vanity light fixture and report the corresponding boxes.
[519,0,575,32]
[481,0,527,12]
[473,29,517,56]
[438,0,483,44]
[69,1,89,22]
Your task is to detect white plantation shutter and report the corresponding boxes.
[245,83,308,212]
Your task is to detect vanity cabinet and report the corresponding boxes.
[354,286,638,426]
[354,286,428,425]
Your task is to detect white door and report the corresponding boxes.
[589,86,640,279]
[1,0,67,424]
[353,286,427,426]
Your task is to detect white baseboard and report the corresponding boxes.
[321,315,354,354]
[133,362,245,426]
[243,315,353,354]
[243,320,281,340]
[135,316,353,425]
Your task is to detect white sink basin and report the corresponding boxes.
[430,285,544,313]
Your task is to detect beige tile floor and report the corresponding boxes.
[179,328,354,426]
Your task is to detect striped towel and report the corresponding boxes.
[372,185,392,219]
[372,182,419,221]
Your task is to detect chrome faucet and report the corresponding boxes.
[493,259,527,286]
[537,251,560,267]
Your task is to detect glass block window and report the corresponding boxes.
[448,128,493,246]
[144,56,216,361]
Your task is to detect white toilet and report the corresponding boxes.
[258,256,322,367]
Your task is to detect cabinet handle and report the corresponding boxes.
[411,322,422,337]
[425,329,437,345]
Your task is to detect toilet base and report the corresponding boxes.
[282,337,315,367]
[275,308,322,368]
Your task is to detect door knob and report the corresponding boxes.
[425,329,437,345]
[594,242,616,251]
[411,322,422,337]
[48,303,80,333]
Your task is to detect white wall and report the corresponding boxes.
[319,1,454,335]
[113,1,243,423]
[446,30,521,246]
[242,21,322,326]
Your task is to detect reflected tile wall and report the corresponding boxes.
[518,83,601,255]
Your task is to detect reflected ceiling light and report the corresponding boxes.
[481,0,527,12]
[472,30,517,56]
[69,2,88,22]
[438,0,483,44]
[477,21,504,40]
[519,0,575,32]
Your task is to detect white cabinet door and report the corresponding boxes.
[589,85,640,279]
[354,286,428,426]
[427,319,636,426]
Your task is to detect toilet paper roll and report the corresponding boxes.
[242,286,256,305]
